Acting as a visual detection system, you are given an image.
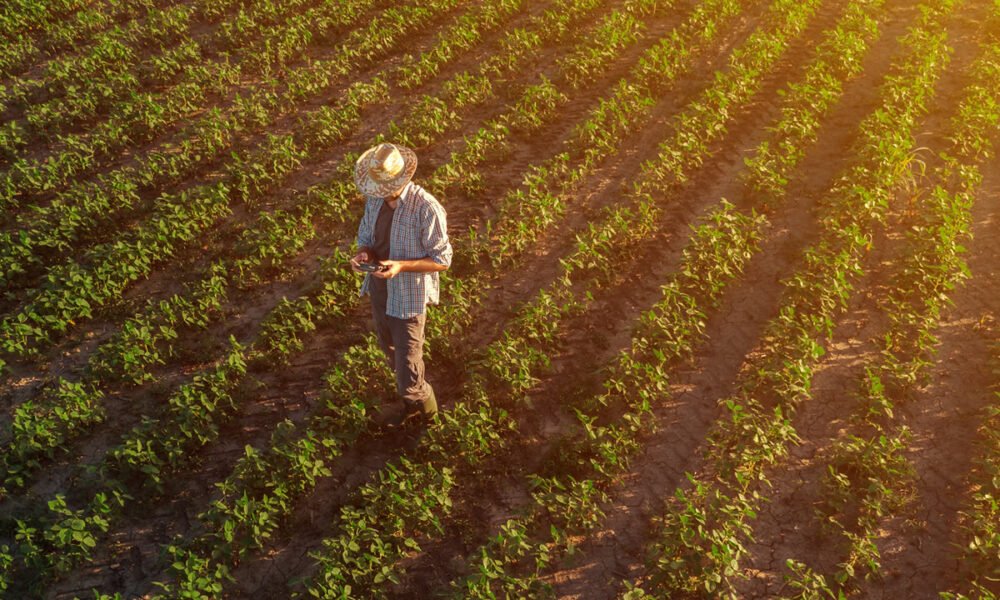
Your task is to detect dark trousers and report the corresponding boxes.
[369,279,437,414]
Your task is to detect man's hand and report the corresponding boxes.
[349,249,370,273]
[372,260,403,279]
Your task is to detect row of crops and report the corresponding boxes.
[0,0,997,597]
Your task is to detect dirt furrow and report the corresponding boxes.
[34,2,719,595]
[0,0,559,417]
[212,2,778,595]
[343,0,926,594]
[537,0,937,595]
[732,2,996,595]
[858,144,1000,600]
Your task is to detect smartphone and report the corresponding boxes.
[357,262,388,273]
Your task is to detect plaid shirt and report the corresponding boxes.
[356,181,453,318]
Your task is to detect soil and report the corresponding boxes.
[0,0,997,598]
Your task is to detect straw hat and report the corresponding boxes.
[353,142,418,198]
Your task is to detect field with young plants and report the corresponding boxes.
[0,0,998,597]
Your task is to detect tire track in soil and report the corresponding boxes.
[725,2,995,596]
[857,146,1000,600]
[37,2,700,596]
[533,0,932,595]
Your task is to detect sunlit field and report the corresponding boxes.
[0,0,998,597]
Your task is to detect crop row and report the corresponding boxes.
[0,0,143,81]
[457,204,764,599]
[0,0,529,294]
[299,172,643,597]
[0,0,320,159]
[0,0,429,213]
[0,0,611,496]
[741,0,881,206]
[0,0,531,291]
[0,0,643,592]
[134,0,755,593]
[627,0,960,596]
[2,0,467,156]
[296,0,835,593]
[5,257,354,593]
[6,0,509,211]
[141,0,691,594]
[1,0,198,140]
[422,0,667,198]
[0,0,595,496]
[0,0,391,212]
[786,12,1000,595]
[0,0,482,359]
[446,0,893,594]
[0,0,88,41]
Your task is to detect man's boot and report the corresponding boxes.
[391,387,436,430]
[421,385,438,417]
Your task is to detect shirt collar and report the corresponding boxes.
[394,181,414,207]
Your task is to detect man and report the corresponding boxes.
[349,142,452,426]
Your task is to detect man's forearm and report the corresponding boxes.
[395,257,448,273]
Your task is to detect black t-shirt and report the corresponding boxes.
[372,200,395,262]
[370,200,395,292]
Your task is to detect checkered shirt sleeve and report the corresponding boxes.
[420,196,452,268]
[355,197,376,253]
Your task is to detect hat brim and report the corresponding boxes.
[353,144,418,198]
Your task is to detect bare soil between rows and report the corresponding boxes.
[1,0,997,598]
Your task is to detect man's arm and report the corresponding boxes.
[373,257,447,277]
[419,197,452,268]
[351,199,376,272]
[356,198,376,252]
[407,257,447,272]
